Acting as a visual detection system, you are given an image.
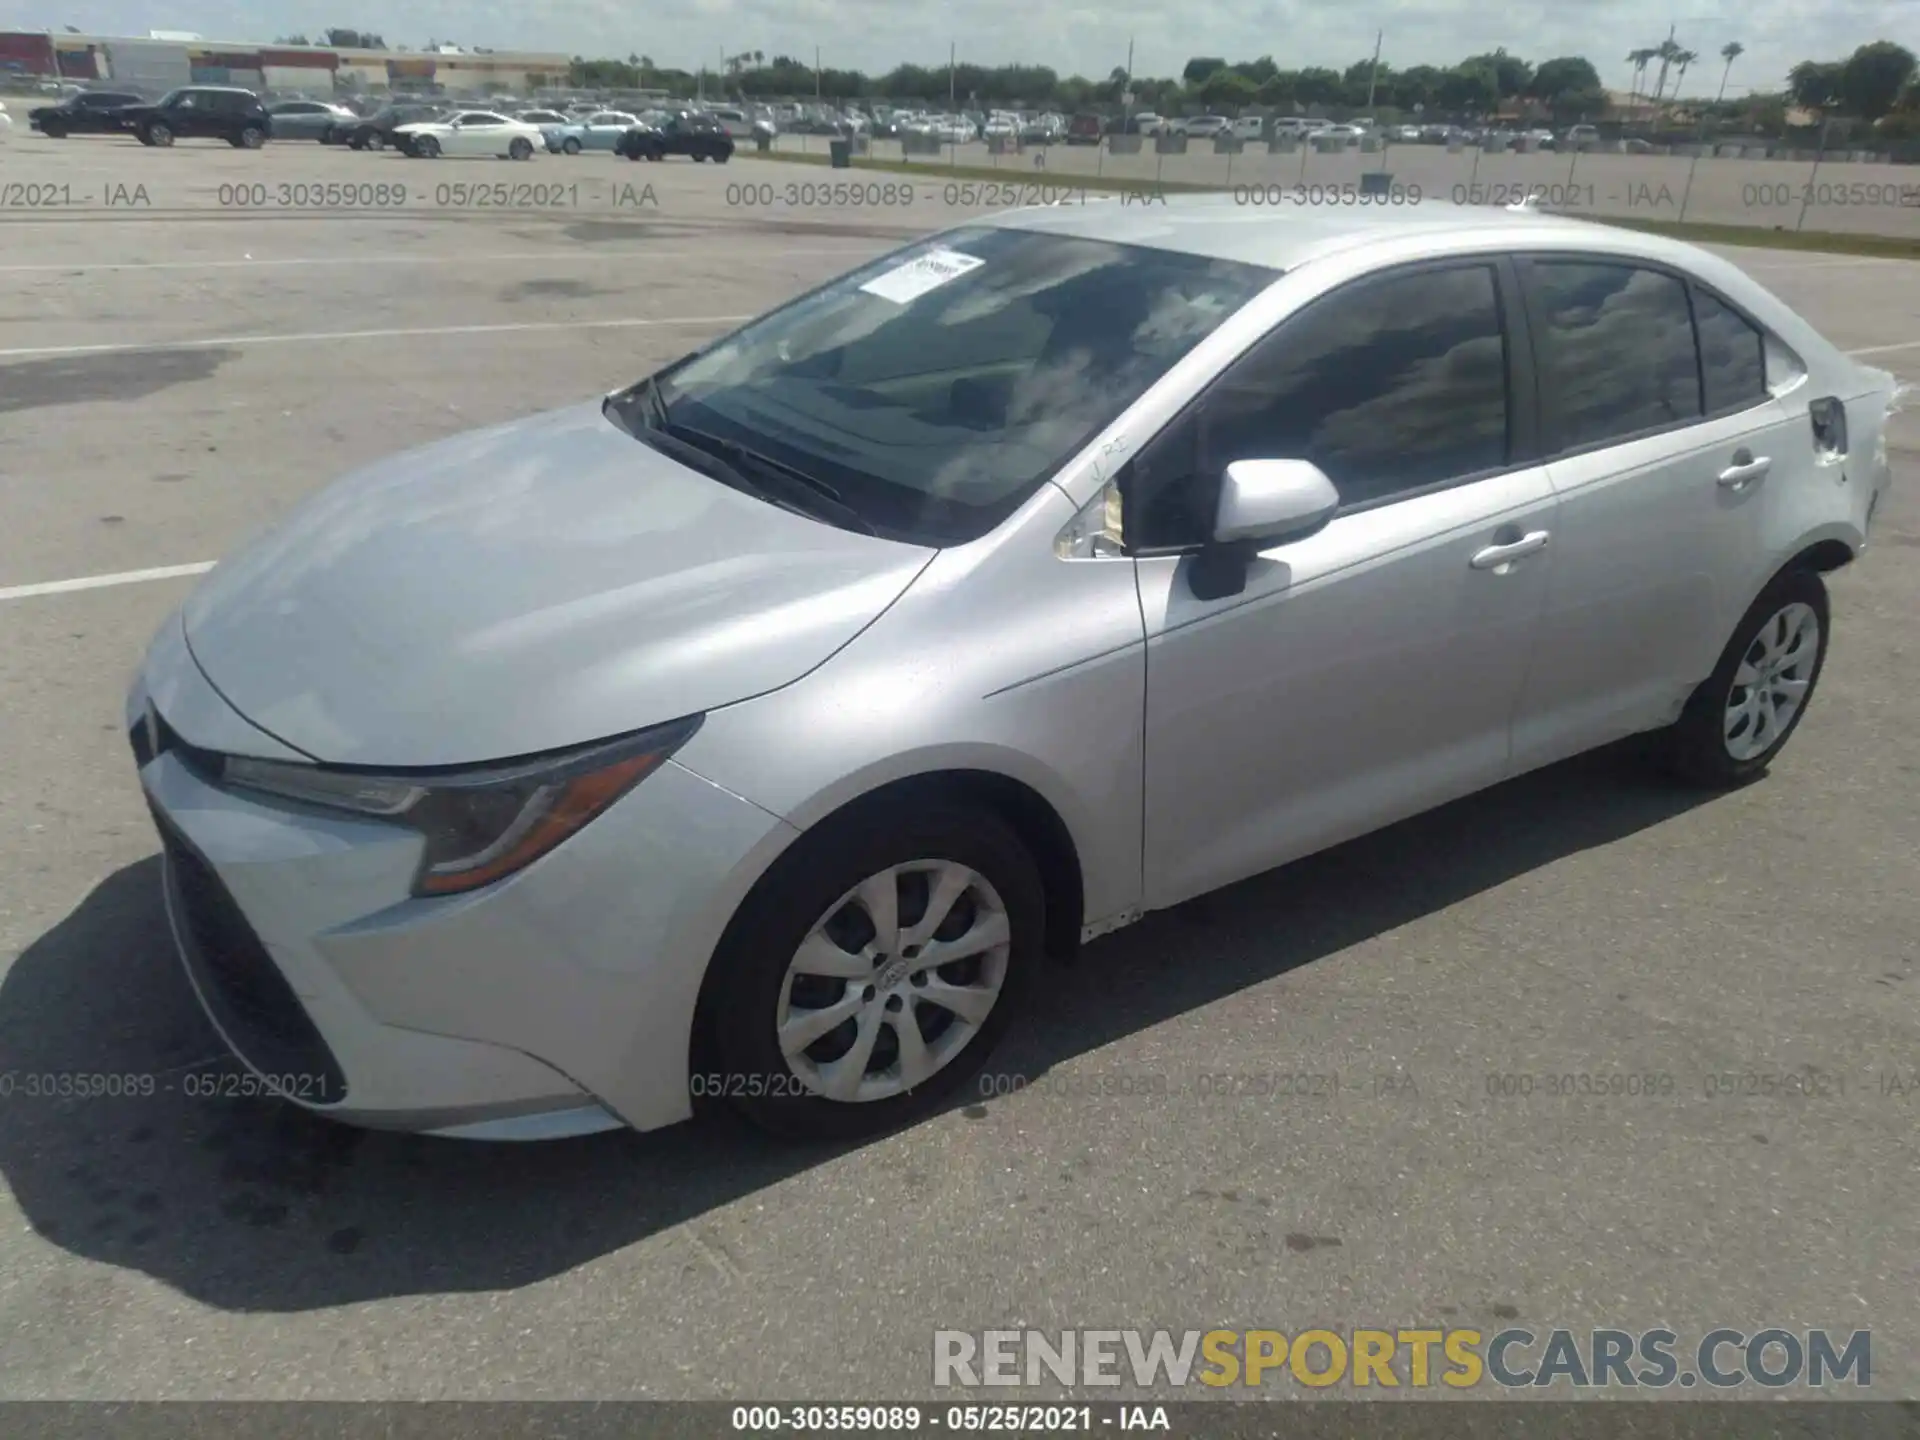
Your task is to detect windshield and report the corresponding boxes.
[634,226,1275,546]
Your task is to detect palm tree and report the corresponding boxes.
[1627,47,1657,110]
[1715,41,1744,102]
[1650,35,1683,106]
[1672,49,1699,99]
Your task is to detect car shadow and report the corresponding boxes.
[0,739,1714,1311]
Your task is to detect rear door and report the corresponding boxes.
[1507,255,1807,770]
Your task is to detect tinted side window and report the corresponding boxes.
[1129,265,1510,548]
[1526,261,1702,451]
[1692,288,1768,414]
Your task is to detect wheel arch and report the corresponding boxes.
[686,765,1088,1082]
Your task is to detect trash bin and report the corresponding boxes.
[829,138,851,168]
[1360,171,1393,198]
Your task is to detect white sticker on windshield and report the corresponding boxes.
[858,247,985,304]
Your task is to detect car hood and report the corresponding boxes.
[181,402,935,768]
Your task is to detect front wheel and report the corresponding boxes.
[413,135,440,159]
[143,121,173,147]
[41,123,66,139]
[701,799,1041,1142]
[562,137,582,155]
[1656,567,1830,788]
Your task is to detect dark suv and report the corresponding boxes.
[28,89,144,138]
[339,103,447,151]
[118,87,271,148]
[614,110,733,162]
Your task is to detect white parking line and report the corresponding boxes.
[0,314,754,360]
[0,247,879,275]
[0,562,214,602]
[1846,338,1920,358]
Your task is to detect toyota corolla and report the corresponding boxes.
[129,199,1898,1143]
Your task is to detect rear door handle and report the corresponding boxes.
[1470,530,1551,570]
[1718,453,1772,488]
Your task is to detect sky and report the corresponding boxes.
[0,0,1913,95]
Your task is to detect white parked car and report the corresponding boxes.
[1319,123,1367,141]
[395,109,545,159]
[0,101,11,140]
[1179,115,1233,139]
[1231,115,1267,141]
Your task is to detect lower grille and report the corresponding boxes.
[152,808,349,1105]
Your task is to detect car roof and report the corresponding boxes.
[983,193,1710,274]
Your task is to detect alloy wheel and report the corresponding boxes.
[1724,601,1820,761]
[776,861,1011,1103]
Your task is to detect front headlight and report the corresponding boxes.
[220,716,702,897]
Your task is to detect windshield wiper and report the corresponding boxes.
[605,381,881,537]
[656,420,881,538]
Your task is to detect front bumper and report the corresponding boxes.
[129,621,797,1138]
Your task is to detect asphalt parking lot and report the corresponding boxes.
[1,135,1917,1403]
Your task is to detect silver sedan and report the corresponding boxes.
[129,199,1899,1143]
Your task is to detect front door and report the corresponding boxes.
[1132,259,1557,909]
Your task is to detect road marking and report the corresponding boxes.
[0,314,754,360]
[0,562,215,602]
[1846,338,1920,358]
[0,246,879,275]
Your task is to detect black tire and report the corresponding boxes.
[701,798,1043,1142]
[237,125,266,149]
[562,137,582,154]
[143,121,173,147]
[414,135,440,159]
[349,134,366,150]
[41,123,66,139]
[509,136,533,161]
[1655,567,1830,788]
[716,149,731,164]
[366,132,385,151]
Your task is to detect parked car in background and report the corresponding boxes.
[395,110,545,160]
[338,103,447,150]
[27,88,144,137]
[982,112,1020,143]
[1130,112,1168,136]
[1178,115,1233,140]
[704,106,755,139]
[1066,113,1104,145]
[1389,123,1423,142]
[1562,124,1600,149]
[267,99,356,141]
[1020,112,1066,144]
[1318,123,1366,142]
[545,111,643,153]
[616,110,733,162]
[117,88,271,148]
[516,108,571,129]
[1523,127,1557,148]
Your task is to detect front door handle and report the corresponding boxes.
[1718,451,1772,489]
[1470,530,1551,570]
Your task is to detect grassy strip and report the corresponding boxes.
[742,148,1920,260]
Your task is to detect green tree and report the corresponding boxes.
[1788,59,1845,111]
[1182,57,1227,85]
[1529,56,1602,101]
[1437,62,1498,115]
[1463,48,1532,98]
[1839,40,1918,119]
[1198,70,1258,109]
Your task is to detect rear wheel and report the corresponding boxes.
[366,132,385,151]
[143,121,173,147]
[702,800,1041,1142]
[235,125,265,149]
[509,136,533,161]
[1655,567,1830,788]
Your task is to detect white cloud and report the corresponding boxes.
[3,0,1911,93]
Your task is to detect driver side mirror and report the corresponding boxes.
[1189,459,1340,601]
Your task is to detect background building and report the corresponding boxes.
[0,30,569,95]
